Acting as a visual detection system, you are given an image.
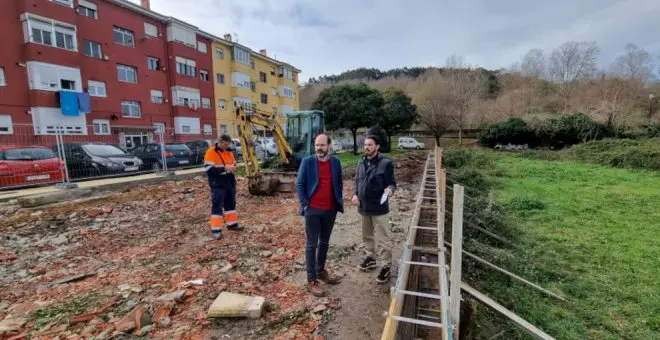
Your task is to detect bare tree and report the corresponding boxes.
[444,55,488,144]
[549,41,600,112]
[593,74,644,129]
[410,71,455,146]
[611,43,654,82]
[519,48,547,113]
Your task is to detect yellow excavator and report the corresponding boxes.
[233,105,325,195]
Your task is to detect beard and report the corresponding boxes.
[316,149,328,158]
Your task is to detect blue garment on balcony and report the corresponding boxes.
[59,91,79,116]
[77,92,91,113]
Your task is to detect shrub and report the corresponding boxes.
[478,117,534,148]
[647,124,660,138]
[547,113,613,149]
[565,138,660,171]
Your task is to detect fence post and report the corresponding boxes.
[54,127,77,189]
[450,184,464,337]
[157,128,172,176]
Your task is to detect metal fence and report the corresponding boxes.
[0,124,255,191]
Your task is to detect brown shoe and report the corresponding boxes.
[317,269,341,285]
[307,280,324,297]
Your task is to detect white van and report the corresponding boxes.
[397,137,425,150]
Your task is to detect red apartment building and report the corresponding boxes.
[0,0,216,149]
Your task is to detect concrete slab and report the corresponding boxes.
[207,292,265,319]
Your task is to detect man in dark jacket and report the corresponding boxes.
[296,133,344,297]
[204,135,244,240]
[351,135,397,283]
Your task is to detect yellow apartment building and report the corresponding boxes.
[211,34,300,137]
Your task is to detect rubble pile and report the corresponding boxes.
[0,177,327,339]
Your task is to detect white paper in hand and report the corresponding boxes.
[380,192,388,205]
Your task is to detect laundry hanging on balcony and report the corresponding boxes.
[77,92,91,113]
[59,91,79,116]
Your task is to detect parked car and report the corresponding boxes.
[186,140,212,165]
[257,137,279,156]
[230,138,243,162]
[0,145,65,188]
[330,139,343,154]
[54,142,143,179]
[130,143,193,171]
[397,137,425,150]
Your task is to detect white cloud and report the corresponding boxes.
[133,0,660,81]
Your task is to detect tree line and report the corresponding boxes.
[301,41,660,145]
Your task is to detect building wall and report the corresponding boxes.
[211,41,234,135]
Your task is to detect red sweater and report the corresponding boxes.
[309,159,335,210]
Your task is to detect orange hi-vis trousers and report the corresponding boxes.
[210,186,237,232]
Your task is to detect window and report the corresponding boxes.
[31,107,87,135]
[203,124,212,135]
[52,0,73,6]
[153,122,165,133]
[83,40,102,58]
[93,119,110,135]
[167,24,196,47]
[259,72,267,83]
[113,26,134,47]
[279,86,294,98]
[260,93,268,104]
[174,117,200,135]
[270,66,276,76]
[117,64,137,83]
[232,72,250,89]
[232,46,250,65]
[151,89,164,104]
[175,57,196,77]
[23,15,77,52]
[281,67,293,80]
[220,124,228,134]
[197,41,207,53]
[233,96,252,112]
[271,87,277,96]
[215,47,224,59]
[147,57,160,70]
[144,22,157,37]
[121,100,141,118]
[250,82,256,92]
[60,79,76,90]
[218,99,226,110]
[27,61,82,92]
[216,73,225,84]
[77,1,98,19]
[0,67,5,86]
[0,115,12,134]
[273,106,278,116]
[88,80,106,97]
[201,97,211,109]
[250,60,255,69]
[171,86,201,108]
[199,70,209,81]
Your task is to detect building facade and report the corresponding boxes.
[0,0,300,148]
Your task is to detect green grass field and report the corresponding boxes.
[474,152,660,339]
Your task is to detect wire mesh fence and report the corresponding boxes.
[0,124,251,191]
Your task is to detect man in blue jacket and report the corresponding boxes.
[296,133,344,297]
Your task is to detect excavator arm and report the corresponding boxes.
[234,105,295,195]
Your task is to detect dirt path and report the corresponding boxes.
[282,181,418,340]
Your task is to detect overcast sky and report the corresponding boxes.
[133,0,660,82]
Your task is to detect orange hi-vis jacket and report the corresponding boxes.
[204,146,236,189]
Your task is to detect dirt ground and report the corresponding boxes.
[0,153,425,340]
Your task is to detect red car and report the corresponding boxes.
[0,145,65,188]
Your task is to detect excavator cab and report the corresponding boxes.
[284,110,325,169]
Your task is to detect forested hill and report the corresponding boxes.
[306,67,431,84]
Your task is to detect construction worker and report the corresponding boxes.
[296,133,344,297]
[204,134,244,240]
[352,135,397,284]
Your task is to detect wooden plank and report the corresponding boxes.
[388,315,444,329]
[461,283,556,340]
[435,147,450,340]
[450,184,464,338]
[445,241,567,302]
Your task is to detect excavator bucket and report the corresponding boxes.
[247,171,297,196]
